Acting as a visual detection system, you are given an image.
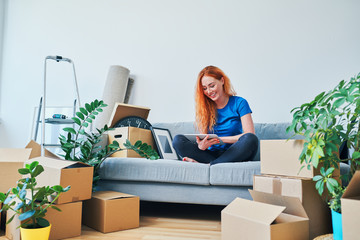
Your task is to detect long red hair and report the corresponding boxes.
[195,66,236,133]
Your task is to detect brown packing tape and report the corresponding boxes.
[72,197,79,202]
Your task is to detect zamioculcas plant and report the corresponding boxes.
[59,99,159,190]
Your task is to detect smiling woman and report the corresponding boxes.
[172,66,259,165]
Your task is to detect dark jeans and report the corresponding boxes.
[172,133,259,165]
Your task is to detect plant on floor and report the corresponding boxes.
[58,99,159,189]
[287,72,360,212]
[0,161,70,229]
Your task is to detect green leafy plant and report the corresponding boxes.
[328,186,345,213]
[0,161,70,229]
[287,72,360,212]
[59,99,159,189]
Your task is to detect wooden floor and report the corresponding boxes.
[1,202,223,240]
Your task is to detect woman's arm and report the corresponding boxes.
[220,113,255,144]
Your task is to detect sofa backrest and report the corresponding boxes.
[153,122,302,162]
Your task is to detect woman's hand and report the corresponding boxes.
[196,135,220,150]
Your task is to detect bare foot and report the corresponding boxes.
[182,157,199,163]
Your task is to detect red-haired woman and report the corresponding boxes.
[172,66,258,165]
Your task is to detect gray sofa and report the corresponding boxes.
[98,122,350,205]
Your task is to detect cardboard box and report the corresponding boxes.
[0,148,31,193]
[260,139,340,178]
[222,190,309,240]
[27,156,93,204]
[5,207,21,240]
[108,127,155,158]
[253,174,331,239]
[108,102,150,128]
[45,201,82,240]
[5,201,82,240]
[82,191,140,233]
[341,170,360,240]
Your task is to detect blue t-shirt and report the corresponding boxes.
[208,96,252,151]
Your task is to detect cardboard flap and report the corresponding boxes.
[250,190,308,219]
[108,103,150,128]
[29,157,90,169]
[0,148,31,162]
[92,191,136,200]
[25,140,60,159]
[222,197,285,225]
[342,171,360,199]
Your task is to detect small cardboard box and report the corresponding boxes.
[82,191,140,233]
[341,170,360,240]
[5,201,82,240]
[221,190,309,240]
[108,127,155,158]
[260,139,340,178]
[0,148,31,193]
[27,156,93,204]
[254,174,331,239]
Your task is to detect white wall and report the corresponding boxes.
[0,0,5,123]
[1,0,360,147]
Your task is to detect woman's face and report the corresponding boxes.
[201,75,224,102]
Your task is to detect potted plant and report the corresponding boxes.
[0,161,70,240]
[58,99,159,190]
[287,72,360,239]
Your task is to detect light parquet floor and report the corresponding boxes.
[1,201,223,240]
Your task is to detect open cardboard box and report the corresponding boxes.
[0,148,31,193]
[107,103,155,158]
[25,140,60,160]
[108,126,155,158]
[222,190,309,240]
[108,102,150,128]
[82,191,140,233]
[253,174,331,239]
[26,156,93,204]
[260,139,340,178]
[341,170,360,240]
[5,201,82,240]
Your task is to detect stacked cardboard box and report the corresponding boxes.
[222,139,334,240]
[1,141,94,240]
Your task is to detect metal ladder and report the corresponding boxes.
[34,55,81,156]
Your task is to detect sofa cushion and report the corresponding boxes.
[99,158,210,185]
[209,161,260,186]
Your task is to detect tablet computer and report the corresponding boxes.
[183,134,225,145]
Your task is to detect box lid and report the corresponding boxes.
[249,190,308,219]
[92,191,136,200]
[222,197,286,225]
[342,170,360,199]
[29,156,90,169]
[108,103,150,128]
[0,148,31,162]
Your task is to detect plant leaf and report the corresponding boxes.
[63,127,76,134]
[76,112,85,120]
[19,210,36,221]
[32,165,44,178]
[80,107,88,116]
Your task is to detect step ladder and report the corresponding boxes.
[33,55,81,156]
